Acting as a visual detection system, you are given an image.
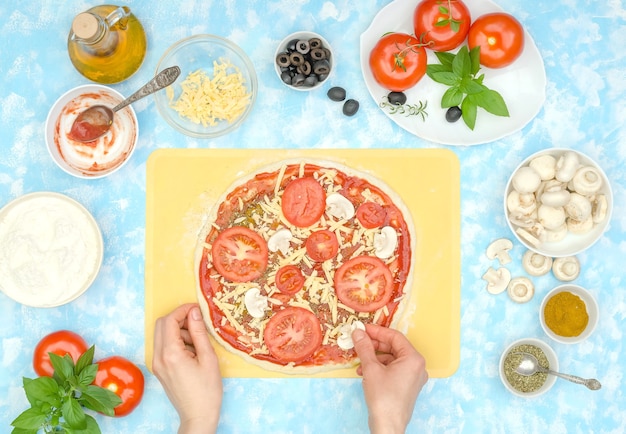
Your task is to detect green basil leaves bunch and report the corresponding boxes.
[426,45,509,130]
[11,346,122,434]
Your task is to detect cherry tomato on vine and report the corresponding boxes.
[94,356,145,417]
[468,12,525,68]
[369,32,428,92]
[414,0,471,52]
[33,330,88,377]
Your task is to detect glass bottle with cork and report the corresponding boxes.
[67,5,147,84]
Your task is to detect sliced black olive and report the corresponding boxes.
[446,106,462,123]
[310,48,325,61]
[296,40,310,54]
[280,71,293,85]
[292,73,306,87]
[317,73,329,82]
[298,61,312,76]
[388,91,407,106]
[289,52,305,66]
[343,99,359,116]
[309,37,322,49]
[304,75,319,87]
[313,59,330,75]
[276,52,291,68]
[286,39,299,52]
[327,86,346,102]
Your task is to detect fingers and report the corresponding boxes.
[352,328,379,368]
[185,305,217,364]
[364,324,417,359]
[153,303,197,366]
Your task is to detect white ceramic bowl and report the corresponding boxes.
[154,34,257,138]
[0,192,103,308]
[504,148,613,257]
[45,84,138,179]
[540,284,599,344]
[274,31,333,91]
[499,338,558,398]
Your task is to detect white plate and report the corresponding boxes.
[360,0,547,145]
[0,192,103,307]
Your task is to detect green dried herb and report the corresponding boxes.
[11,346,122,434]
[426,45,509,130]
[503,344,549,393]
[379,98,429,122]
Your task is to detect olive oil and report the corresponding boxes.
[67,5,147,84]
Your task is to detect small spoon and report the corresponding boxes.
[69,66,181,142]
[513,352,602,390]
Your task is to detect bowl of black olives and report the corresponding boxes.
[274,31,333,91]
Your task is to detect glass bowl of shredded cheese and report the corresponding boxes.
[154,34,257,138]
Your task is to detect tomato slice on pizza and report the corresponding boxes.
[195,161,415,373]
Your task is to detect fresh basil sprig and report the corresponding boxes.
[426,45,509,130]
[11,346,122,434]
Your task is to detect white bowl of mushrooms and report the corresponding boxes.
[505,148,612,257]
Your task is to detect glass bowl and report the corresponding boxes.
[504,148,613,257]
[540,284,599,344]
[154,34,257,138]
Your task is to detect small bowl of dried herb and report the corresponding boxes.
[540,284,599,344]
[499,338,559,397]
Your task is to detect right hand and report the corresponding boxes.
[352,324,428,434]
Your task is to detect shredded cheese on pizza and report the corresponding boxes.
[168,59,251,126]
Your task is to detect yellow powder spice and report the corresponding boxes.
[544,291,589,337]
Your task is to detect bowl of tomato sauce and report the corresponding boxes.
[45,84,138,179]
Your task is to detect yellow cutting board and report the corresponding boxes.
[145,148,460,378]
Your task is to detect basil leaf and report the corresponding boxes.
[474,89,510,117]
[70,414,102,434]
[75,346,95,375]
[11,427,39,434]
[430,71,458,86]
[10,407,46,430]
[434,51,455,68]
[426,64,451,79]
[461,96,478,130]
[62,396,87,430]
[452,46,471,78]
[23,376,60,406]
[469,46,481,75]
[78,364,98,387]
[441,87,463,108]
[50,353,74,383]
[460,77,486,95]
[81,384,122,416]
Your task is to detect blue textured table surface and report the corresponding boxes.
[1,1,625,433]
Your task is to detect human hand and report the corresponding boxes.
[153,303,222,434]
[352,324,428,434]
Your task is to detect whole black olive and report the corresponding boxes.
[327,86,346,102]
[343,99,359,116]
[446,106,462,123]
[388,91,407,106]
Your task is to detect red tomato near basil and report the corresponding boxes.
[212,226,268,282]
[94,356,144,417]
[356,202,386,229]
[275,265,305,295]
[305,229,339,262]
[414,0,471,52]
[468,12,525,68]
[264,307,323,363]
[369,32,428,92]
[33,330,88,377]
[334,255,394,313]
[281,177,326,227]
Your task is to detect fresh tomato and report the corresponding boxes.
[468,12,525,68]
[334,255,394,313]
[94,356,144,417]
[281,177,326,227]
[263,307,323,363]
[275,265,305,295]
[212,226,268,282]
[305,229,339,262]
[414,0,471,52]
[33,330,88,377]
[369,32,428,92]
[356,202,386,229]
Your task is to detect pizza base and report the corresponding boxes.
[195,158,416,374]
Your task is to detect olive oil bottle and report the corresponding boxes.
[67,5,147,84]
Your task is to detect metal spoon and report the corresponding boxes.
[513,352,602,390]
[69,66,181,142]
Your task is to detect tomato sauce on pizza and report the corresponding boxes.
[196,161,414,373]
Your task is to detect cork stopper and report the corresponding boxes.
[72,13,99,39]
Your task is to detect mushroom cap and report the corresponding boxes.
[512,166,542,194]
[537,205,566,230]
[522,250,553,276]
[507,277,535,303]
[552,256,580,281]
[486,238,514,264]
[571,166,603,195]
[482,267,512,294]
[529,154,557,180]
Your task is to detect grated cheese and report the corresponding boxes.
[168,59,251,126]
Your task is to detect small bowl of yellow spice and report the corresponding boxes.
[540,284,599,344]
[154,34,257,138]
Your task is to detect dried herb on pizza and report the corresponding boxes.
[195,161,415,373]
